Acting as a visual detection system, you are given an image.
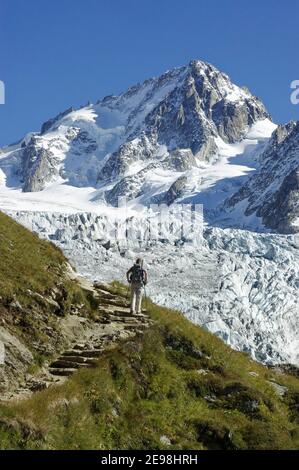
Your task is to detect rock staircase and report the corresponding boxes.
[47,282,153,379]
[1,281,153,401]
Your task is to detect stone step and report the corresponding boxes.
[98,306,117,313]
[72,343,86,350]
[110,309,148,318]
[94,284,127,298]
[97,309,131,319]
[59,355,96,365]
[64,348,103,358]
[99,294,128,302]
[105,315,140,323]
[98,290,117,298]
[131,313,149,320]
[93,282,115,293]
[50,359,92,369]
[99,299,129,308]
[112,309,136,317]
[96,317,112,324]
[49,368,78,376]
[108,313,150,323]
[124,323,148,330]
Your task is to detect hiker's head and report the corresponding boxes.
[135,258,142,266]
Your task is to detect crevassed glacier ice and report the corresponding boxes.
[7,209,299,366]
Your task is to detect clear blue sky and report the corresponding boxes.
[0,0,298,146]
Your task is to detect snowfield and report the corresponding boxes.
[0,119,275,217]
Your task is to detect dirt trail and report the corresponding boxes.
[1,277,153,402]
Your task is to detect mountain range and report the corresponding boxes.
[1,59,298,232]
[0,60,298,366]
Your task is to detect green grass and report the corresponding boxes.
[0,211,92,312]
[0,286,298,450]
[0,215,298,450]
[0,211,97,371]
[0,211,66,305]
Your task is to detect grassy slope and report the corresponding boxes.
[0,211,95,377]
[0,282,298,450]
[0,210,87,310]
[0,211,65,304]
[0,212,298,450]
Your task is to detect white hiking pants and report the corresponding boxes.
[130,282,143,314]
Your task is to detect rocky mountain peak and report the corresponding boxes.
[225,120,299,233]
[0,59,282,227]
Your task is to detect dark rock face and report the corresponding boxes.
[19,127,100,191]
[259,167,299,233]
[22,137,58,192]
[105,172,144,206]
[144,72,217,159]
[98,135,156,182]
[165,149,197,171]
[163,175,188,205]
[212,98,264,143]
[40,107,74,135]
[71,130,97,154]
[105,163,158,206]
[225,121,299,233]
[143,61,268,155]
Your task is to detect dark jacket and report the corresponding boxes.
[127,264,148,284]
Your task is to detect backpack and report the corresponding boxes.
[130,265,144,283]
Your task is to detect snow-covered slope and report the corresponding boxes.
[224,121,299,233]
[0,60,298,366]
[0,60,271,219]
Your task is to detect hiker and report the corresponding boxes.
[126,258,148,315]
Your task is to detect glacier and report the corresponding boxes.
[5,209,298,366]
[0,59,298,366]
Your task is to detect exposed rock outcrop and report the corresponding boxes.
[225,121,299,233]
[22,138,58,192]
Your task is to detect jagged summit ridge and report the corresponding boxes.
[0,59,269,200]
[2,59,298,233]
